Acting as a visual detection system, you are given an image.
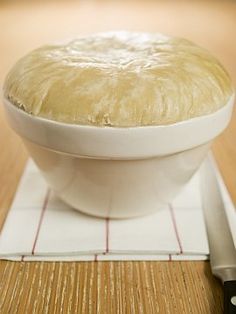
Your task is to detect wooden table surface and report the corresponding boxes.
[0,1,236,313]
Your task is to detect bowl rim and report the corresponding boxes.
[3,94,235,159]
[3,93,235,130]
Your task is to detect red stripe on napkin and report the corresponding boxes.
[31,189,50,255]
[169,203,183,254]
[105,217,110,253]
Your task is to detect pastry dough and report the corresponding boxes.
[4,31,233,127]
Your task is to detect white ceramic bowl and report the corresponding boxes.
[3,95,234,218]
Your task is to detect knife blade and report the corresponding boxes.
[200,157,236,314]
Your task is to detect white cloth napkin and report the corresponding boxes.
[0,156,235,261]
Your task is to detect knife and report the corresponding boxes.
[200,157,236,314]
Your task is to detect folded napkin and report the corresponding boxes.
[0,155,235,261]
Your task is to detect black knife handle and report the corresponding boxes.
[224,281,236,314]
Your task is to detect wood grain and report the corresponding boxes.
[0,1,236,312]
[0,261,223,313]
